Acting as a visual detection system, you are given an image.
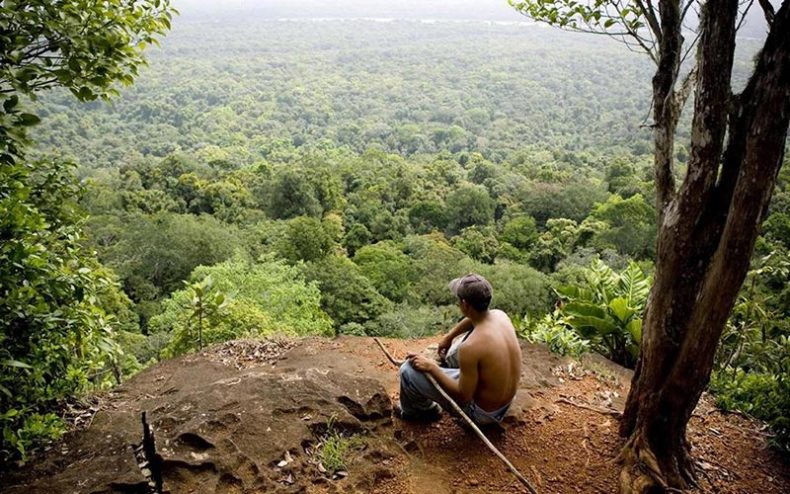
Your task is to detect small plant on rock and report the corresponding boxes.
[316,416,365,476]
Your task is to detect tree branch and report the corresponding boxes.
[674,0,738,229]
[19,38,61,62]
[681,0,699,22]
[652,1,685,215]
[757,0,776,24]
[637,0,663,40]
[736,0,756,32]
[509,1,659,63]
[679,29,703,67]
[613,1,659,63]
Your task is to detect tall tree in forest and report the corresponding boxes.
[0,0,174,459]
[510,1,790,492]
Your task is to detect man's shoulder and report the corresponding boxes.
[488,309,515,328]
[488,308,511,319]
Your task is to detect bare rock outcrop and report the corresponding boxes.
[4,344,393,494]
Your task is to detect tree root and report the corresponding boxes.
[617,430,698,494]
[555,397,622,417]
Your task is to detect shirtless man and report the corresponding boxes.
[397,273,522,425]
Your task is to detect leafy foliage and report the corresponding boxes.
[317,417,365,475]
[711,249,790,451]
[453,226,500,264]
[0,0,174,100]
[501,214,539,252]
[587,193,656,258]
[353,242,416,303]
[474,261,552,318]
[710,370,789,451]
[184,276,228,350]
[367,304,455,339]
[3,0,788,462]
[28,15,671,167]
[0,161,121,460]
[528,218,582,272]
[555,260,651,367]
[445,184,496,233]
[520,311,591,357]
[275,216,335,263]
[508,1,648,40]
[0,0,174,461]
[153,257,332,357]
[302,255,393,332]
[94,212,244,305]
[398,234,468,306]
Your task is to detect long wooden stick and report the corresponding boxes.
[373,338,539,494]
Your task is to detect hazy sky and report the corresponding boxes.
[174,0,525,20]
[172,0,772,38]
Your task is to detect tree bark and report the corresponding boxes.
[652,1,683,221]
[618,1,790,493]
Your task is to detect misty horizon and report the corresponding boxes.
[172,0,772,38]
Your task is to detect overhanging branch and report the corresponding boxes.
[757,0,776,24]
[652,1,685,214]
[636,0,663,41]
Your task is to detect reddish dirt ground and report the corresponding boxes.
[4,336,787,494]
[326,337,789,494]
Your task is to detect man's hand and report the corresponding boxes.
[407,353,438,374]
[437,335,452,360]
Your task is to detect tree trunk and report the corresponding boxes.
[618,2,790,493]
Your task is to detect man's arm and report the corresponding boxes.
[438,317,474,358]
[428,345,478,404]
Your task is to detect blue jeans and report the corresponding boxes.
[398,335,510,425]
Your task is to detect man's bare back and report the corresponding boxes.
[398,273,521,425]
[459,309,522,411]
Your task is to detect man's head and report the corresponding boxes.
[449,273,493,315]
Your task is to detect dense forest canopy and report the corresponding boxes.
[2,0,787,468]
[30,1,766,169]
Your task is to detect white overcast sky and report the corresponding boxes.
[173,0,773,37]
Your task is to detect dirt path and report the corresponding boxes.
[3,336,787,494]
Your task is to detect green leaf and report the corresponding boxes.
[556,285,593,301]
[608,297,634,322]
[2,359,33,369]
[3,95,19,112]
[77,87,95,100]
[564,301,607,320]
[97,339,114,353]
[626,319,642,342]
[568,315,617,335]
[18,113,41,126]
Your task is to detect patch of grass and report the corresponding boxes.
[317,416,365,474]
[319,432,364,473]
